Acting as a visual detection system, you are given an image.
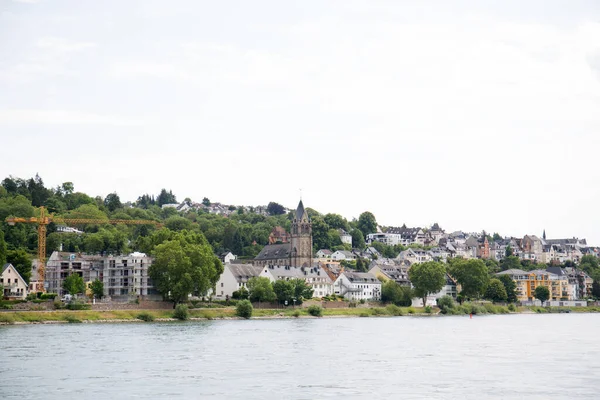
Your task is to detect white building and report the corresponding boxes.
[333,271,381,301]
[339,229,353,245]
[411,275,457,307]
[260,265,333,298]
[220,252,237,264]
[214,263,263,299]
[315,249,333,259]
[366,232,403,246]
[331,250,356,261]
[1,263,28,299]
[396,248,432,264]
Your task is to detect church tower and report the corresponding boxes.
[290,200,313,268]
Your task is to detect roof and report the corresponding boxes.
[1,263,27,284]
[496,269,528,276]
[341,271,381,284]
[265,265,332,282]
[295,200,309,221]
[227,264,263,283]
[254,243,292,261]
[317,249,333,255]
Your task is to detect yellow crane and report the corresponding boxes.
[5,206,162,292]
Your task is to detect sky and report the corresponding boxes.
[1,0,600,244]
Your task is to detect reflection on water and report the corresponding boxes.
[1,314,600,399]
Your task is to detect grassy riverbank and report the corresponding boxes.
[1,305,599,325]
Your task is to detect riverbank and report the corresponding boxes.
[2,305,599,325]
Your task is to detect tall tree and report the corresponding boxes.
[484,278,508,303]
[156,189,177,207]
[534,285,550,306]
[149,230,223,306]
[247,277,276,303]
[104,192,122,212]
[408,261,446,307]
[351,229,366,250]
[266,202,285,216]
[357,212,377,238]
[273,280,294,304]
[202,197,211,207]
[324,213,349,231]
[63,273,86,295]
[0,228,7,266]
[89,279,104,299]
[497,274,518,303]
[448,259,489,299]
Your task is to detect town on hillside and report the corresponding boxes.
[1,177,598,309]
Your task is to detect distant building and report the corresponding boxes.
[214,263,263,299]
[268,226,290,244]
[1,263,28,299]
[333,271,381,301]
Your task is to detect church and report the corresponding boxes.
[253,200,313,268]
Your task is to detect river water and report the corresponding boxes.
[1,314,599,399]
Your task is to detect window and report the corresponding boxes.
[221,283,224,287]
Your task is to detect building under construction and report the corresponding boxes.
[45,251,159,300]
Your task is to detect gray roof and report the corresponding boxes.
[342,271,380,284]
[2,263,11,274]
[496,269,528,276]
[295,200,308,221]
[254,243,292,261]
[266,265,331,281]
[227,264,263,283]
[2,263,27,283]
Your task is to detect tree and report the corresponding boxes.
[232,286,249,300]
[592,280,600,299]
[104,192,122,212]
[156,189,177,207]
[324,213,349,231]
[89,279,104,299]
[290,278,313,302]
[500,255,521,271]
[6,249,32,284]
[202,197,211,207]
[492,233,502,242]
[534,285,550,305]
[505,245,513,257]
[0,228,6,266]
[381,280,413,306]
[357,212,377,238]
[408,261,446,307]
[448,259,489,299]
[149,230,223,306]
[351,229,366,250]
[485,278,508,303]
[266,202,285,216]
[273,280,294,304]
[63,273,85,295]
[580,255,599,276]
[236,300,253,319]
[247,277,276,303]
[498,274,518,303]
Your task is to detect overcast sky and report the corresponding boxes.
[1,0,600,243]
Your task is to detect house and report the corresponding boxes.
[368,259,410,286]
[521,235,544,262]
[45,251,157,299]
[315,249,333,259]
[1,263,28,299]
[366,232,403,246]
[220,252,237,264]
[268,226,290,244]
[496,269,572,303]
[396,248,432,264]
[339,229,353,245]
[411,274,457,307]
[333,271,381,301]
[214,263,263,299]
[260,265,333,298]
[331,250,356,261]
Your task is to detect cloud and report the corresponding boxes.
[35,37,95,53]
[11,0,40,3]
[0,109,143,126]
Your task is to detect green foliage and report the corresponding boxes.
[500,255,521,271]
[307,305,323,317]
[407,307,416,314]
[351,229,366,250]
[357,212,377,238]
[448,259,489,299]
[0,228,7,266]
[386,304,404,316]
[508,303,516,312]
[173,304,190,320]
[534,285,550,304]
[232,286,249,300]
[149,229,223,305]
[424,305,433,314]
[136,312,155,322]
[66,302,91,310]
[6,248,32,284]
[65,315,82,323]
[63,273,86,295]
[236,300,253,319]
[484,278,508,303]
[89,279,104,299]
[247,277,276,303]
[273,280,294,304]
[156,189,177,207]
[104,192,122,212]
[40,293,57,300]
[408,261,446,306]
[381,280,414,306]
[436,295,455,314]
[369,241,405,258]
[267,202,285,216]
[497,274,518,303]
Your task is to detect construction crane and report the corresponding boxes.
[5,206,162,292]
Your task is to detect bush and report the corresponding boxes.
[436,295,455,314]
[292,310,301,318]
[137,312,155,322]
[66,302,91,310]
[41,293,58,300]
[359,299,366,304]
[371,307,386,316]
[54,300,65,310]
[236,300,253,319]
[349,301,357,308]
[424,305,433,314]
[0,314,15,324]
[359,312,370,317]
[508,303,516,312]
[407,307,416,314]
[386,304,404,316]
[64,315,82,323]
[173,304,189,320]
[307,305,323,317]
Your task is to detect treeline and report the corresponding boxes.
[0,175,385,279]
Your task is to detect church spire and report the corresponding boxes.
[543,229,546,240]
[295,199,309,222]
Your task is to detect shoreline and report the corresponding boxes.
[1,305,597,325]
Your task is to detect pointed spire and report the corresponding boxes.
[295,199,308,221]
[543,229,546,240]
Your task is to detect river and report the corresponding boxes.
[1,314,599,399]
